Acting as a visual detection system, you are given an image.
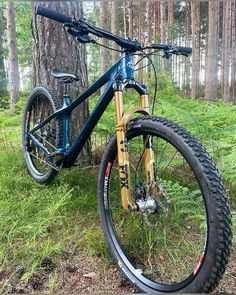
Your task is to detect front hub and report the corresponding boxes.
[134,182,170,227]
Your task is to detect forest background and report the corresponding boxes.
[0,0,236,293]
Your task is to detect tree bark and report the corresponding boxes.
[137,1,144,81]
[32,1,90,157]
[0,7,7,93]
[146,0,151,44]
[231,1,236,102]
[221,1,232,102]
[100,1,110,74]
[111,1,120,64]
[6,0,20,108]
[191,1,200,99]
[160,1,166,71]
[184,3,191,96]
[168,1,174,25]
[123,1,127,38]
[154,1,160,39]
[127,1,133,39]
[205,1,219,101]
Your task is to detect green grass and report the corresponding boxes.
[0,89,236,283]
[0,148,107,280]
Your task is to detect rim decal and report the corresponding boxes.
[193,253,204,276]
[105,161,112,177]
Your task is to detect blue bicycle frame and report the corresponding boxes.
[28,52,147,169]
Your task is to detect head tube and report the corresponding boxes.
[116,53,135,80]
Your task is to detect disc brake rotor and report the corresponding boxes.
[134,182,171,228]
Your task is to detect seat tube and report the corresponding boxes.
[114,83,137,211]
[140,93,156,195]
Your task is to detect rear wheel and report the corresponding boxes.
[22,86,63,184]
[98,116,231,293]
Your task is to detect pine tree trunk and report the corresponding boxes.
[127,1,133,39]
[231,1,236,102]
[137,1,144,81]
[168,1,174,25]
[154,2,161,73]
[205,1,219,101]
[167,0,174,78]
[146,0,151,44]
[123,1,127,38]
[111,1,120,64]
[32,1,90,158]
[145,0,151,77]
[6,0,20,109]
[221,2,226,97]
[160,1,166,72]
[100,1,109,74]
[154,1,160,39]
[184,3,191,97]
[221,1,232,102]
[191,1,200,99]
[0,7,7,93]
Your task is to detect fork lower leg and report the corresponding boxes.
[114,90,136,210]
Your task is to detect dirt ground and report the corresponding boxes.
[1,244,235,294]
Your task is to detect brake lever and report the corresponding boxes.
[63,23,94,43]
[163,50,172,59]
[77,33,95,43]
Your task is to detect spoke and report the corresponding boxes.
[29,152,62,171]
[108,132,207,285]
[34,129,57,151]
[162,149,178,171]
[157,140,168,167]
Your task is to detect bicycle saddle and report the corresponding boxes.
[51,69,80,83]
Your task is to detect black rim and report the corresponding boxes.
[102,128,208,292]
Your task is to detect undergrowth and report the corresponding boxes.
[0,149,107,282]
[0,88,236,286]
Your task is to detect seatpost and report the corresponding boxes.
[62,82,71,150]
[63,82,69,98]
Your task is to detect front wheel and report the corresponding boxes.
[98,116,231,293]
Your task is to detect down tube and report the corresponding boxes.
[63,82,114,168]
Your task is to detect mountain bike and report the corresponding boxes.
[22,6,232,293]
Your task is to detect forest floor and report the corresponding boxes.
[1,96,236,293]
[1,244,236,293]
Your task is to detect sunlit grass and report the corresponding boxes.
[0,90,236,281]
[0,148,107,279]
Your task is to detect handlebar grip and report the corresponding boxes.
[152,44,169,50]
[177,46,192,55]
[36,5,72,24]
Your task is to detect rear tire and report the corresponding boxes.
[98,116,232,293]
[22,86,63,184]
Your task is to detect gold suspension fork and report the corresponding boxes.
[140,95,156,195]
[114,90,137,211]
[114,88,156,210]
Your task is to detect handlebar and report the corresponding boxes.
[36,5,192,56]
[36,6,72,24]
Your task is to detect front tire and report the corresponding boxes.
[98,116,231,293]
